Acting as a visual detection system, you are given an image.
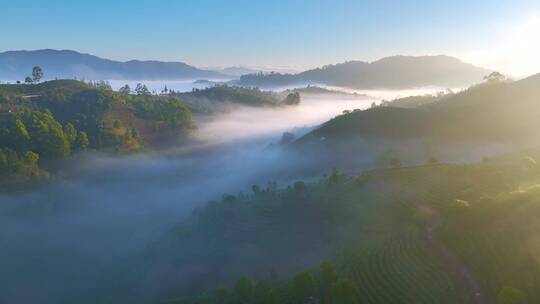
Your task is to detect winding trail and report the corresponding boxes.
[422,206,489,304]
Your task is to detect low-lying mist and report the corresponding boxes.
[194,94,377,142]
[0,88,470,303]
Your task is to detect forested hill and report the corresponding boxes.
[0,49,226,80]
[299,73,540,144]
[0,80,193,187]
[175,86,301,114]
[239,55,491,89]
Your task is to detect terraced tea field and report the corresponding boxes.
[161,157,539,304]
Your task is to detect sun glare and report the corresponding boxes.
[465,15,540,77]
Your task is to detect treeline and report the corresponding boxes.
[175,85,300,114]
[379,90,454,109]
[1,109,89,158]
[239,72,298,88]
[173,261,356,304]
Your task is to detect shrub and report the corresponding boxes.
[498,286,527,304]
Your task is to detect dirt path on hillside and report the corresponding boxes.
[422,206,489,304]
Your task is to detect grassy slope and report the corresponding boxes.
[300,75,540,144]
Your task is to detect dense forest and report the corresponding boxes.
[0,79,193,187]
[0,77,305,188]
[175,85,300,114]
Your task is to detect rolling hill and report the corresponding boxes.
[239,55,492,89]
[0,49,227,81]
[299,74,540,145]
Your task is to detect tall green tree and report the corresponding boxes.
[234,276,253,304]
[119,84,131,95]
[23,151,39,167]
[214,287,232,304]
[28,111,70,158]
[75,131,90,151]
[319,261,338,303]
[332,278,355,304]
[0,149,7,169]
[283,92,301,105]
[14,119,30,150]
[64,123,78,145]
[254,279,278,304]
[484,71,506,83]
[292,272,314,303]
[32,66,44,83]
[135,83,150,95]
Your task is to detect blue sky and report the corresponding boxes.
[1,0,540,75]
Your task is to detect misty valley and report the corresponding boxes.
[2,29,540,304]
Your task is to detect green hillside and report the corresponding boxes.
[0,80,193,187]
[300,75,540,144]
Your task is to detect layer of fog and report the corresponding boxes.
[194,94,379,143]
[0,87,471,303]
[105,78,460,97]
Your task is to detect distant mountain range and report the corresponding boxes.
[239,55,492,89]
[0,50,492,89]
[0,49,228,81]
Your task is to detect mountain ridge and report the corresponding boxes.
[239,55,493,89]
[0,49,228,81]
